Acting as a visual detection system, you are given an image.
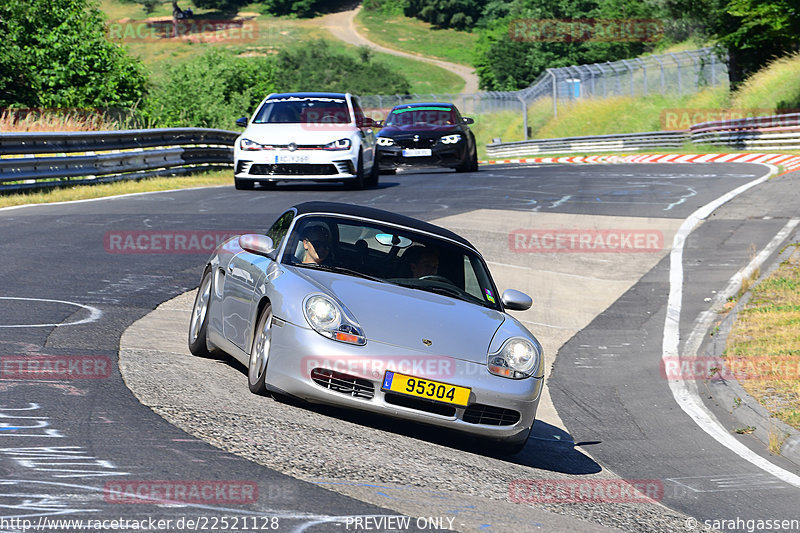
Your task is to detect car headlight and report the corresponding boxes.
[440,134,461,144]
[303,294,366,345]
[240,138,270,151]
[323,138,352,151]
[488,337,539,379]
[376,137,395,147]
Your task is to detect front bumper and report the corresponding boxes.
[234,149,358,182]
[377,143,468,169]
[266,318,543,442]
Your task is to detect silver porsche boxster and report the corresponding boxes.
[188,201,543,453]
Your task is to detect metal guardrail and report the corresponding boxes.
[486,130,688,158]
[487,112,800,157]
[0,128,237,192]
[690,113,800,151]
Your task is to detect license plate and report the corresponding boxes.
[276,154,309,163]
[402,148,432,157]
[382,371,470,406]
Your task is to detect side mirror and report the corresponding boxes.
[358,117,379,128]
[239,234,274,256]
[235,117,248,128]
[375,119,384,128]
[501,289,532,311]
[462,117,474,125]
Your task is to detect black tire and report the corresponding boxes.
[248,304,273,395]
[235,178,254,190]
[494,425,533,455]
[468,144,479,172]
[347,150,366,190]
[380,168,397,175]
[364,153,380,188]
[188,269,213,357]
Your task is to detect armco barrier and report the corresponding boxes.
[487,112,800,158]
[0,128,237,192]
[690,112,800,151]
[486,130,688,158]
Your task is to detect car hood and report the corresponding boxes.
[379,125,461,135]
[240,123,356,145]
[294,268,505,365]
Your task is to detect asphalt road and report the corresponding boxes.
[1,162,798,532]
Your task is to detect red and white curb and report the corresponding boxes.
[480,153,800,175]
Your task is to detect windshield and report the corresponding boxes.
[253,96,351,124]
[385,106,459,127]
[282,215,501,310]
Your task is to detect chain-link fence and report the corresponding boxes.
[360,47,728,137]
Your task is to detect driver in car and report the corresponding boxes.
[301,225,332,265]
[405,246,439,278]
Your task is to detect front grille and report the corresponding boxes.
[395,137,437,149]
[462,404,521,426]
[248,164,339,175]
[310,368,374,399]
[384,393,456,417]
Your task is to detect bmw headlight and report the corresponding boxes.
[303,294,366,345]
[240,138,269,151]
[376,137,395,147]
[323,138,352,151]
[440,134,461,144]
[488,337,539,379]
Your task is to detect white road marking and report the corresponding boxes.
[0,185,228,212]
[0,297,102,328]
[662,164,800,489]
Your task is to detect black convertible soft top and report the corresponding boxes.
[292,201,474,250]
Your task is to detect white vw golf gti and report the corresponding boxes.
[233,92,379,190]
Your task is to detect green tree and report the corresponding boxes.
[274,40,411,95]
[718,0,800,82]
[0,0,148,108]
[142,49,277,128]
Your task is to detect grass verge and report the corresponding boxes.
[0,170,232,209]
[355,9,477,67]
[724,244,800,431]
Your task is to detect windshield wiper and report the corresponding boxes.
[293,263,387,284]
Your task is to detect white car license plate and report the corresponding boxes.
[402,148,432,157]
[276,154,310,163]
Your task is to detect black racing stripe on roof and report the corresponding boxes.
[292,201,473,249]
